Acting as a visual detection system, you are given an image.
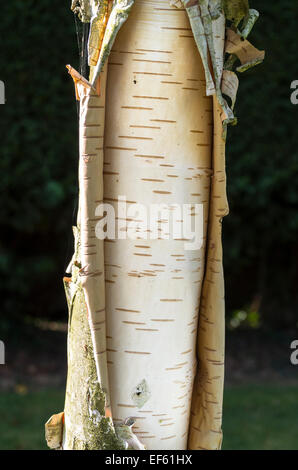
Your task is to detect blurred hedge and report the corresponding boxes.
[0,0,297,332]
[224,0,298,329]
[0,0,79,331]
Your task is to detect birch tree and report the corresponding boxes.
[45,0,264,450]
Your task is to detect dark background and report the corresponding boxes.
[0,0,298,451]
[1,0,297,334]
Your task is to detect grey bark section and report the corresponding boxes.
[63,261,124,450]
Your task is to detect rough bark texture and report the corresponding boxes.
[63,279,124,449]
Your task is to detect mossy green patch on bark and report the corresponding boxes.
[63,231,124,450]
[223,0,249,27]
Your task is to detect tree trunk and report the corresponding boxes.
[45,0,264,451]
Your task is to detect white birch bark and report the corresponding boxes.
[103,0,212,450]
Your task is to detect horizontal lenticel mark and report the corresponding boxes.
[181,349,192,355]
[119,50,145,55]
[142,178,164,182]
[154,6,184,10]
[122,321,146,325]
[133,95,168,100]
[95,308,105,314]
[116,308,141,313]
[161,81,183,85]
[105,146,137,151]
[121,106,153,110]
[150,119,176,123]
[130,125,161,129]
[118,404,136,408]
[134,253,152,257]
[136,48,172,53]
[162,26,191,30]
[135,328,159,332]
[153,190,172,194]
[135,154,165,159]
[119,135,153,140]
[133,59,171,64]
[160,298,183,302]
[124,350,151,355]
[92,319,106,326]
[177,394,187,400]
[133,71,172,76]
[105,197,136,203]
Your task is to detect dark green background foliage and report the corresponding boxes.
[0,1,79,331]
[224,0,298,328]
[0,0,297,332]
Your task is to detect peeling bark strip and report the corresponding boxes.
[180,0,264,131]
[45,412,64,449]
[225,28,265,72]
[77,70,112,415]
[91,0,135,87]
[46,0,264,451]
[188,96,228,451]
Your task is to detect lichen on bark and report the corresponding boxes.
[63,242,124,450]
[71,0,92,22]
